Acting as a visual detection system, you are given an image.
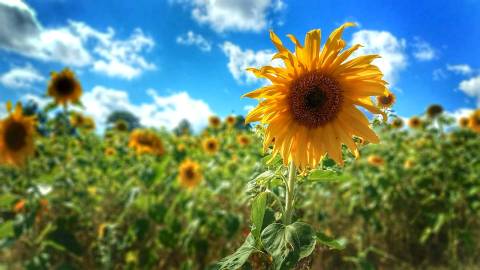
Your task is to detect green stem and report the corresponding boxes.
[284,162,296,225]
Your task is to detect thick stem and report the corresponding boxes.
[284,161,296,225]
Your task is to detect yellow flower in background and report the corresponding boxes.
[0,103,36,167]
[202,137,219,155]
[458,117,469,128]
[104,147,116,156]
[83,116,95,131]
[469,109,480,133]
[208,116,221,129]
[376,92,396,109]
[404,159,415,169]
[367,155,384,166]
[426,104,443,118]
[177,143,186,152]
[70,112,85,127]
[237,134,251,147]
[178,159,202,189]
[391,118,404,129]
[114,119,129,132]
[408,117,421,129]
[47,68,82,105]
[244,23,387,168]
[225,115,236,127]
[129,129,164,156]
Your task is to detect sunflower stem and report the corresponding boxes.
[284,161,296,225]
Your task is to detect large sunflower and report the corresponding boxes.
[178,159,202,189]
[468,109,480,133]
[47,68,82,105]
[128,129,164,156]
[0,103,36,167]
[244,23,387,168]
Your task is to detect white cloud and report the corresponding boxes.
[446,64,474,75]
[81,86,214,131]
[243,105,254,112]
[221,41,280,84]
[176,31,212,52]
[459,75,480,106]
[0,1,155,79]
[0,64,45,89]
[351,30,407,85]
[412,37,436,61]
[171,0,285,33]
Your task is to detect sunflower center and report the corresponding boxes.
[4,121,27,151]
[185,167,195,180]
[207,142,216,150]
[379,95,392,105]
[54,76,75,96]
[138,136,153,147]
[289,72,343,128]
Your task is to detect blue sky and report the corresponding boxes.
[1,0,479,130]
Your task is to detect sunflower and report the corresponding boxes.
[225,115,237,127]
[128,129,164,156]
[237,134,251,147]
[391,118,404,129]
[208,116,221,129]
[458,117,469,128]
[47,68,82,105]
[202,137,219,155]
[114,120,129,132]
[0,103,36,167]
[178,159,202,189]
[105,147,116,156]
[83,116,95,131]
[426,104,443,118]
[367,155,384,166]
[468,109,480,133]
[408,117,421,129]
[243,23,387,168]
[376,92,396,109]
[70,113,85,127]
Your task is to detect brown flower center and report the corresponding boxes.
[4,121,27,151]
[379,95,392,105]
[185,167,195,180]
[207,141,216,150]
[288,72,343,128]
[54,76,76,96]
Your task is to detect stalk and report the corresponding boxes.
[284,161,296,225]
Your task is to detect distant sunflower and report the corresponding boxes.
[128,129,164,156]
[391,118,404,129]
[244,23,388,168]
[105,147,116,156]
[469,109,480,133]
[208,116,221,129]
[237,134,251,147]
[426,104,443,118]
[47,68,82,105]
[70,113,85,128]
[376,92,396,109]
[367,155,384,166]
[83,116,95,131]
[114,120,129,132]
[178,159,202,189]
[458,117,469,128]
[225,115,236,127]
[0,103,36,167]
[202,137,219,155]
[408,117,421,129]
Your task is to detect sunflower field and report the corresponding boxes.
[1,24,480,270]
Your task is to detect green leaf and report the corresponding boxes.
[251,192,267,240]
[44,102,58,113]
[0,194,17,209]
[214,234,258,270]
[307,170,348,183]
[316,232,347,250]
[0,221,15,239]
[261,222,316,270]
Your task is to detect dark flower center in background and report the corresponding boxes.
[54,76,76,96]
[5,121,27,151]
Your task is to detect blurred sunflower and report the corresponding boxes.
[208,116,221,129]
[70,113,85,128]
[104,147,116,156]
[47,68,82,105]
[376,92,396,109]
[0,103,36,167]
[177,143,186,153]
[408,117,421,129]
[404,159,415,169]
[391,118,404,129]
[367,155,384,166]
[243,23,388,168]
[202,137,219,155]
[83,116,95,131]
[458,117,469,128]
[237,134,251,147]
[114,119,129,132]
[426,104,443,118]
[129,129,164,156]
[469,109,480,133]
[225,115,236,127]
[178,159,202,189]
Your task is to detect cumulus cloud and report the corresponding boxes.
[412,37,436,61]
[459,75,480,106]
[0,64,45,89]
[171,0,285,32]
[221,41,281,84]
[448,108,475,120]
[351,30,407,85]
[81,86,214,131]
[446,64,474,75]
[176,31,212,52]
[0,1,155,79]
